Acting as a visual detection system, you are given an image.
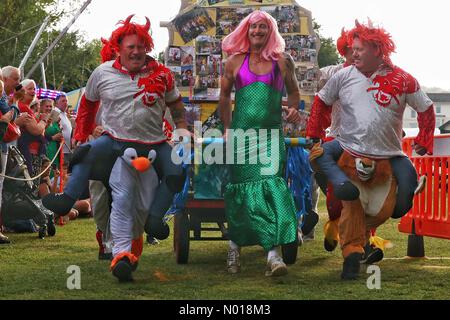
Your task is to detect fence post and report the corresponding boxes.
[407,219,425,258]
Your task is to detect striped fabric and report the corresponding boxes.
[37,87,65,100]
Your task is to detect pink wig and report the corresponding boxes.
[222,10,285,61]
[348,20,396,66]
[110,15,154,53]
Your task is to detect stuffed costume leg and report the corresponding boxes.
[109,149,158,257]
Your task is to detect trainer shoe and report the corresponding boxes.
[360,243,384,265]
[110,253,138,282]
[303,228,315,242]
[227,247,241,274]
[265,256,288,277]
[341,252,362,280]
[0,232,10,244]
[147,235,160,245]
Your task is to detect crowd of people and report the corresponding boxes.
[0,11,436,283]
[0,66,91,243]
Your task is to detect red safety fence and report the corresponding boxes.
[398,135,450,239]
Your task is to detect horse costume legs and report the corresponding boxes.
[339,200,366,258]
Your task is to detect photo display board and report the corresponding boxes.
[165,0,320,104]
[164,0,320,198]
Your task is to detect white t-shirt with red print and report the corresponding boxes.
[84,58,180,144]
[319,63,345,138]
[318,64,432,158]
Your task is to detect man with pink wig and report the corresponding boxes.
[307,20,435,280]
[219,10,301,277]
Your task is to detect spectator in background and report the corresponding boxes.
[29,98,40,115]
[67,105,76,128]
[1,66,21,102]
[17,79,49,179]
[40,99,63,169]
[0,68,28,244]
[0,78,15,244]
[38,156,58,198]
[18,79,37,115]
[54,94,73,164]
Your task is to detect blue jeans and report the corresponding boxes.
[389,156,417,219]
[314,140,347,188]
[64,135,183,219]
[315,139,417,219]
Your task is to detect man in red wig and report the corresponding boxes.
[307,20,435,280]
[43,15,187,281]
[313,28,390,265]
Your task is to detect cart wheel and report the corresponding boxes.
[282,238,299,265]
[174,212,190,264]
[47,220,56,237]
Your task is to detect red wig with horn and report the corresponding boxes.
[348,20,396,66]
[109,15,154,53]
[100,38,117,63]
[336,28,350,57]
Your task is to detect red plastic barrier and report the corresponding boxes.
[398,135,450,239]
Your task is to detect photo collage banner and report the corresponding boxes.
[168,0,320,103]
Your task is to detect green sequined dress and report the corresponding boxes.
[224,55,297,251]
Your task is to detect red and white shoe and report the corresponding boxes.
[110,252,138,282]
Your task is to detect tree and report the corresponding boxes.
[314,21,343,68]
[157,51,165,64]
[0,0,102,92]
[35,31,101,91]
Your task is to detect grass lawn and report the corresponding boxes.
[1,198,450,300]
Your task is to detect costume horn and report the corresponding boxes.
[124,14,134,24]
[144,17,151,32]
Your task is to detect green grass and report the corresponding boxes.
[1,198,450,300]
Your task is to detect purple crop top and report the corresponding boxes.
[235,54,284,93]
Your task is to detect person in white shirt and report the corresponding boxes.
[54,94,73,163]
[307,20,435,280]
[43,15,187,282]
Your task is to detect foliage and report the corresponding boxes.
[314,21,344,68]
[0,0,101,92]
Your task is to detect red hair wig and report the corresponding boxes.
[100,38,117,63]
[336,28,349,57]
[348,20,396,66]
[109,15,154,53]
